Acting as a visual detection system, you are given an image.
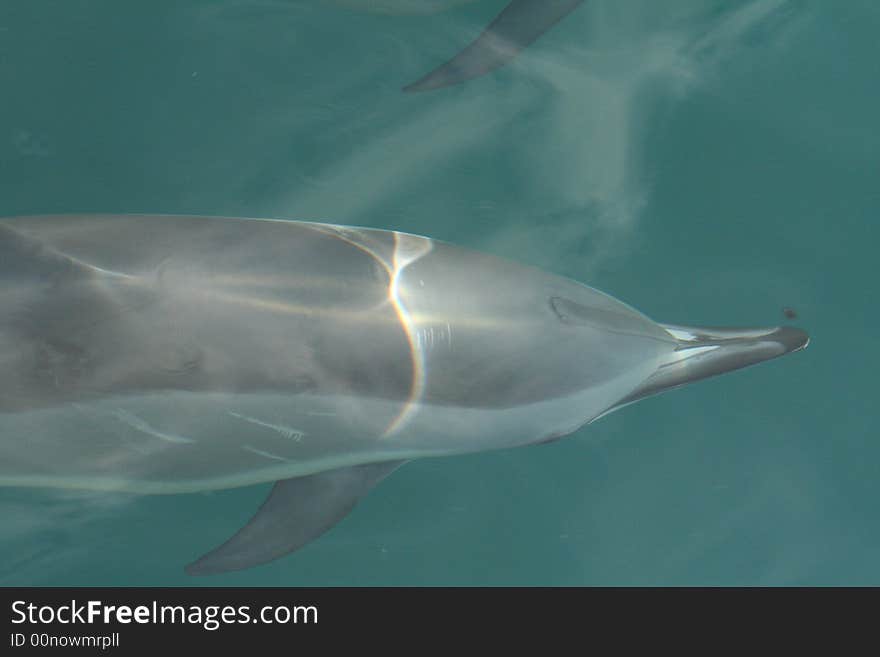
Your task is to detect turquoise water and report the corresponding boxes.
[0,0,877,585]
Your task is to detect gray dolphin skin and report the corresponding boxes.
[404,0,586,92]
[0,214,808,574]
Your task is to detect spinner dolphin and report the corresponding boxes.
[0,214,807,574]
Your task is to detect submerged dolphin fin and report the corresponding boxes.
[606,324,810,414]
[403,0,585,92]
[185,460,406,575]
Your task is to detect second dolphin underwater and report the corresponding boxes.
[0,214,808,574]
[334,0,586,91]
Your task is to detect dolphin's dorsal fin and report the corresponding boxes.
[185,460,406,575]
[403,0,585,92]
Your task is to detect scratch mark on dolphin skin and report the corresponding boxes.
[68,404,151,455]
[241,445,289,462]
[110,409,195,444]
[227,411,305,442]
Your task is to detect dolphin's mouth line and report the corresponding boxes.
[609,324,811,411]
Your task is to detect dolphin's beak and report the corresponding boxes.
[768,326,811,353]
[608,324,810,410]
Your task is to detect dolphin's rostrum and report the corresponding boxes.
[0,215,808,574]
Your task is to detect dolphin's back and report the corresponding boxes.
[0,216,415,492]
[0,216,411,411]
[0,215,667,493]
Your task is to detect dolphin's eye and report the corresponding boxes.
[549,296,582,324]
[550,295,664,339]
[550,296,630,331]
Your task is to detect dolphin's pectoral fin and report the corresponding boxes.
[185,460,406,576]
[403,0,585,92]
